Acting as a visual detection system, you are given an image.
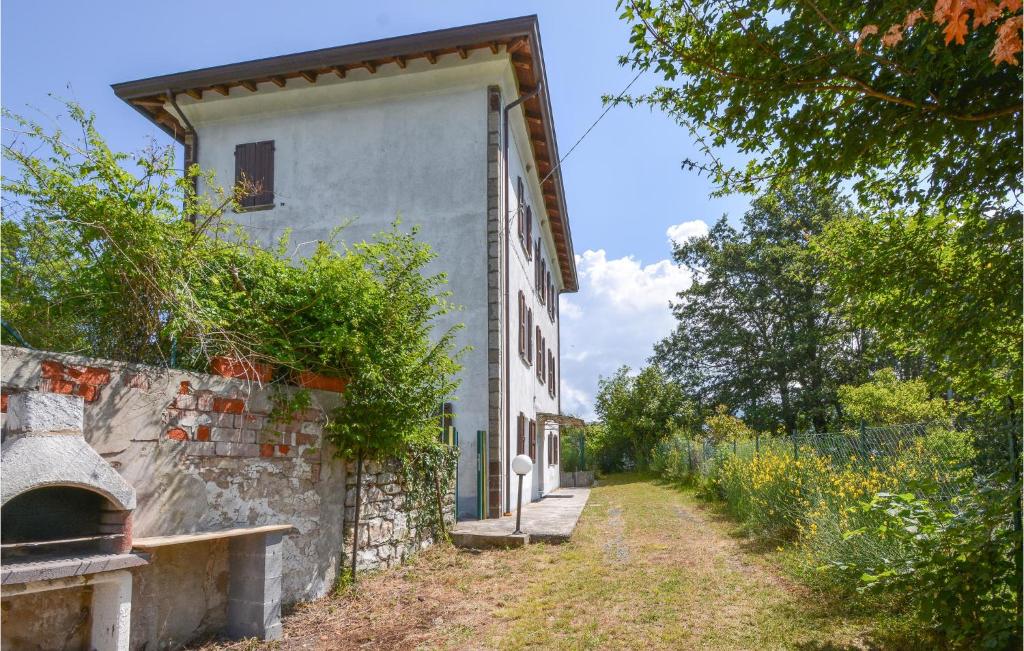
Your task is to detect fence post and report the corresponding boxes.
[687,439,693,474]
[755,432,760,454]
[733,437,737,455]
[792,431,799,460]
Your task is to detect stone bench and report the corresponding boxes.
[132,524,295,641]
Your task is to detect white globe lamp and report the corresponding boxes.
[511,454,533,534]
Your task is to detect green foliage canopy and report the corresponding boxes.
[837,368,950,425]
[654,181,869,433]
[816,203,1022,409]
[617,0,1022,211]
[594,364,693,469]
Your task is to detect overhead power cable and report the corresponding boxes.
[537,69,645,188]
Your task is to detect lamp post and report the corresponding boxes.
[511,454,533,535]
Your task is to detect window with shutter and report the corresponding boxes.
[518,291,526,358]
[527,309,533,364]
[539,258,546,300]
[536,330,545,380]
[528,420,536,460]
[234,140,275,209]
[516,176,525,245]
[549,354,557,398]
[525,206,533,258]
[554,435,559,464]
[517,413,526,455]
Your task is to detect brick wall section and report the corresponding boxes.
[39,359,112,403]
[163,381,323,479]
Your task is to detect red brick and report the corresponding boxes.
[296,371,348,393]
[195,425,211,442]
[179,381,191,395]
[210,356,274,383]
[212,397,245,414]
[166,428,188,441]
[278,445,291,455]
[40,360,65,379]
[41,378,74,395]
[80,366,111,386]
[260,443,275,458]
[0,392,8,413]
[74,384,99,402]
[295,433,316,446]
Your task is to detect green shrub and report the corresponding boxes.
[841,487,1021,649]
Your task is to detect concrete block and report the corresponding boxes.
[6,392,83,434]
[215,442,260,457]
[227,532,285,641]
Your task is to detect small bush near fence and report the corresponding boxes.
[653,419,1023,649]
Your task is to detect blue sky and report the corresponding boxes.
[2,1,751,418]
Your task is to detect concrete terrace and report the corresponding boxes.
[451,488,591,548]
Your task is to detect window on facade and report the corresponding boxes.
[554,434,559,464]
[516,176,525,246]
[548,352,557,398]
[536,329,544,379]
[547,273,555,320]
[525,206,533,258]
[234,140,275,209]
[540,259,547,302]
[517,413,526,455]
[526,309,534,364]
[528,420,536,461]
[518,291,526,358]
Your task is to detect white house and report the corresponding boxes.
[114,15,579,520]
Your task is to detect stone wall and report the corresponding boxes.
[343,459,457,572]
[0,345,455,649]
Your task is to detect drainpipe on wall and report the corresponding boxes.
[165,90,199,225]
[502,83,541,514]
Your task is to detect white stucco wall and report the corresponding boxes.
[171,52,568,518]
[180,60,496,519]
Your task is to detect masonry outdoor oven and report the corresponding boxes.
[1,392,145,651]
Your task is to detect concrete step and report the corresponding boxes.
[450,531,529,550]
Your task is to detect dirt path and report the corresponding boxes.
[198,475,901,650]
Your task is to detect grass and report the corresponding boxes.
[195,473,923,650]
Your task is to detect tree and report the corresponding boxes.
[653,181,870,433]
[594,365,692,469]
[815,202,1022,408]
[617,0,1021,213]
[838,368,950,425]
[704,405,755,444]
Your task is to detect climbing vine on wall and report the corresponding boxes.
[397,439,460,542]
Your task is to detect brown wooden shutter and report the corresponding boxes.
[516,176,524,242]
[528,420,536,460]
[527,309,533,362]
[517,413,526,455]
[234,140,274,208]
[518,292,526,356]
[528,206,533,256]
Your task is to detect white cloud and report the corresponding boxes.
[666,219,709,247]
[559,248,696,420]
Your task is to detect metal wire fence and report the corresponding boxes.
[666,417,1021,504]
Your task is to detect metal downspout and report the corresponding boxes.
[165,90,199,224]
